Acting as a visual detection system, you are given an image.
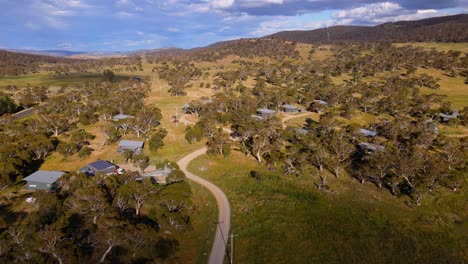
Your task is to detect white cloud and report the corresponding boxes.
[250,17,335,36]
[333,2,403,21]
[57,42,73,49]
[239,0,284,8]
[210,0,235,9]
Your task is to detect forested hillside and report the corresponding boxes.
[267,14,468,43]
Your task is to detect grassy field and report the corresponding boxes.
[0,72,109,89]
[188,152,467,264]
[394,42,468,53]
[418,68,468,109]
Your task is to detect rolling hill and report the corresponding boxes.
[265,14,468,44]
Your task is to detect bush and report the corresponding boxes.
[78,147,93,158]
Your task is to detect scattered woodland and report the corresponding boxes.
[0,15,467,263]
[268,14,468,43]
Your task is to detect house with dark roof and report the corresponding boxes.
[257,108,276,118]
[117,140,144,154]
[281,104,299,113]
[80,160,117,176]
[23,170,66,190]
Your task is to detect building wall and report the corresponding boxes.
[25,181,53,190]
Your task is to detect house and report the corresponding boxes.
[113,114,134,121]
[80,160,117,176]
[118,140,144,154]
[142,167,173,184]
[23,170,66,190]
[439,111,458,122]
[257,108,276,118]
[359,128,377,137]
[310,100,329,113]
[359,142,385,153]
[281,104,299,113]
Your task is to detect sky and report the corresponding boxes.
[0,0,467,51]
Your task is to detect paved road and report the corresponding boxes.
[177,147,230,264]
[176,112,310,263]
[12,107,35,119]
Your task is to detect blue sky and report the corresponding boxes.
[0,0,466,51]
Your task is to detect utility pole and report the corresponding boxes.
[326,26,330,43]
[229,233,238,264]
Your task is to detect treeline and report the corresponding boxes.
[0,50,76,76]
[267,14,468,43]
[0,50,144,77]
[147,38,299,63]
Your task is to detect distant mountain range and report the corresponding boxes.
[266,14,468,44]
[2,14,467,59]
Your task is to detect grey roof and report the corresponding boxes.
[23,170,65,184]
[88,160,116,171]
[281,104,298,110]
[360,128,377,137]
[142,167,173,177]
[314,99,329,105]
[118,140,144,148]
[113,114,134,121]
[257,108,276,114]
[359,142,385,152]
[439,111,458,121]
[251,114,265,120]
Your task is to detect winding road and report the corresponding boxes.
[176,112,308,263]
[178,147,230,264]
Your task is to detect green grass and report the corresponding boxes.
[418,68,468,109]
[0,72,111,89]
[394,42,468,53]
[188,151,467,264]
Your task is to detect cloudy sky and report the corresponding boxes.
[0,0,466,51]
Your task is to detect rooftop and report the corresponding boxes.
[118,140,144,148]
[314,99,329,105]
[113,114,134,121]
[257,108,276,114]
[23,170,65,184]
[88,160,116,171]
[281,104,298,109]
[360,128,378,137]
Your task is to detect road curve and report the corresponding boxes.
[177,147,230,264]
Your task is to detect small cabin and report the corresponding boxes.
[23,170,66,191]
[439,112,458,122]
[281,104,299,113]
[142,167,173,184]
[257,108,276,118]
[359,128,377,137]
[113,114,134,121]
[118,140,144,154]
[359,142,385,153]
[80,160,117,176]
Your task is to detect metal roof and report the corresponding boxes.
[113,114,134,121]
[359,128,377,137]
[359,142,385,152]
[257,108,276,114]
[23,170,65,184]
[88,160,116,171]
[118,140,144,148]
[314,99,329,105]
[281,104,298,109]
